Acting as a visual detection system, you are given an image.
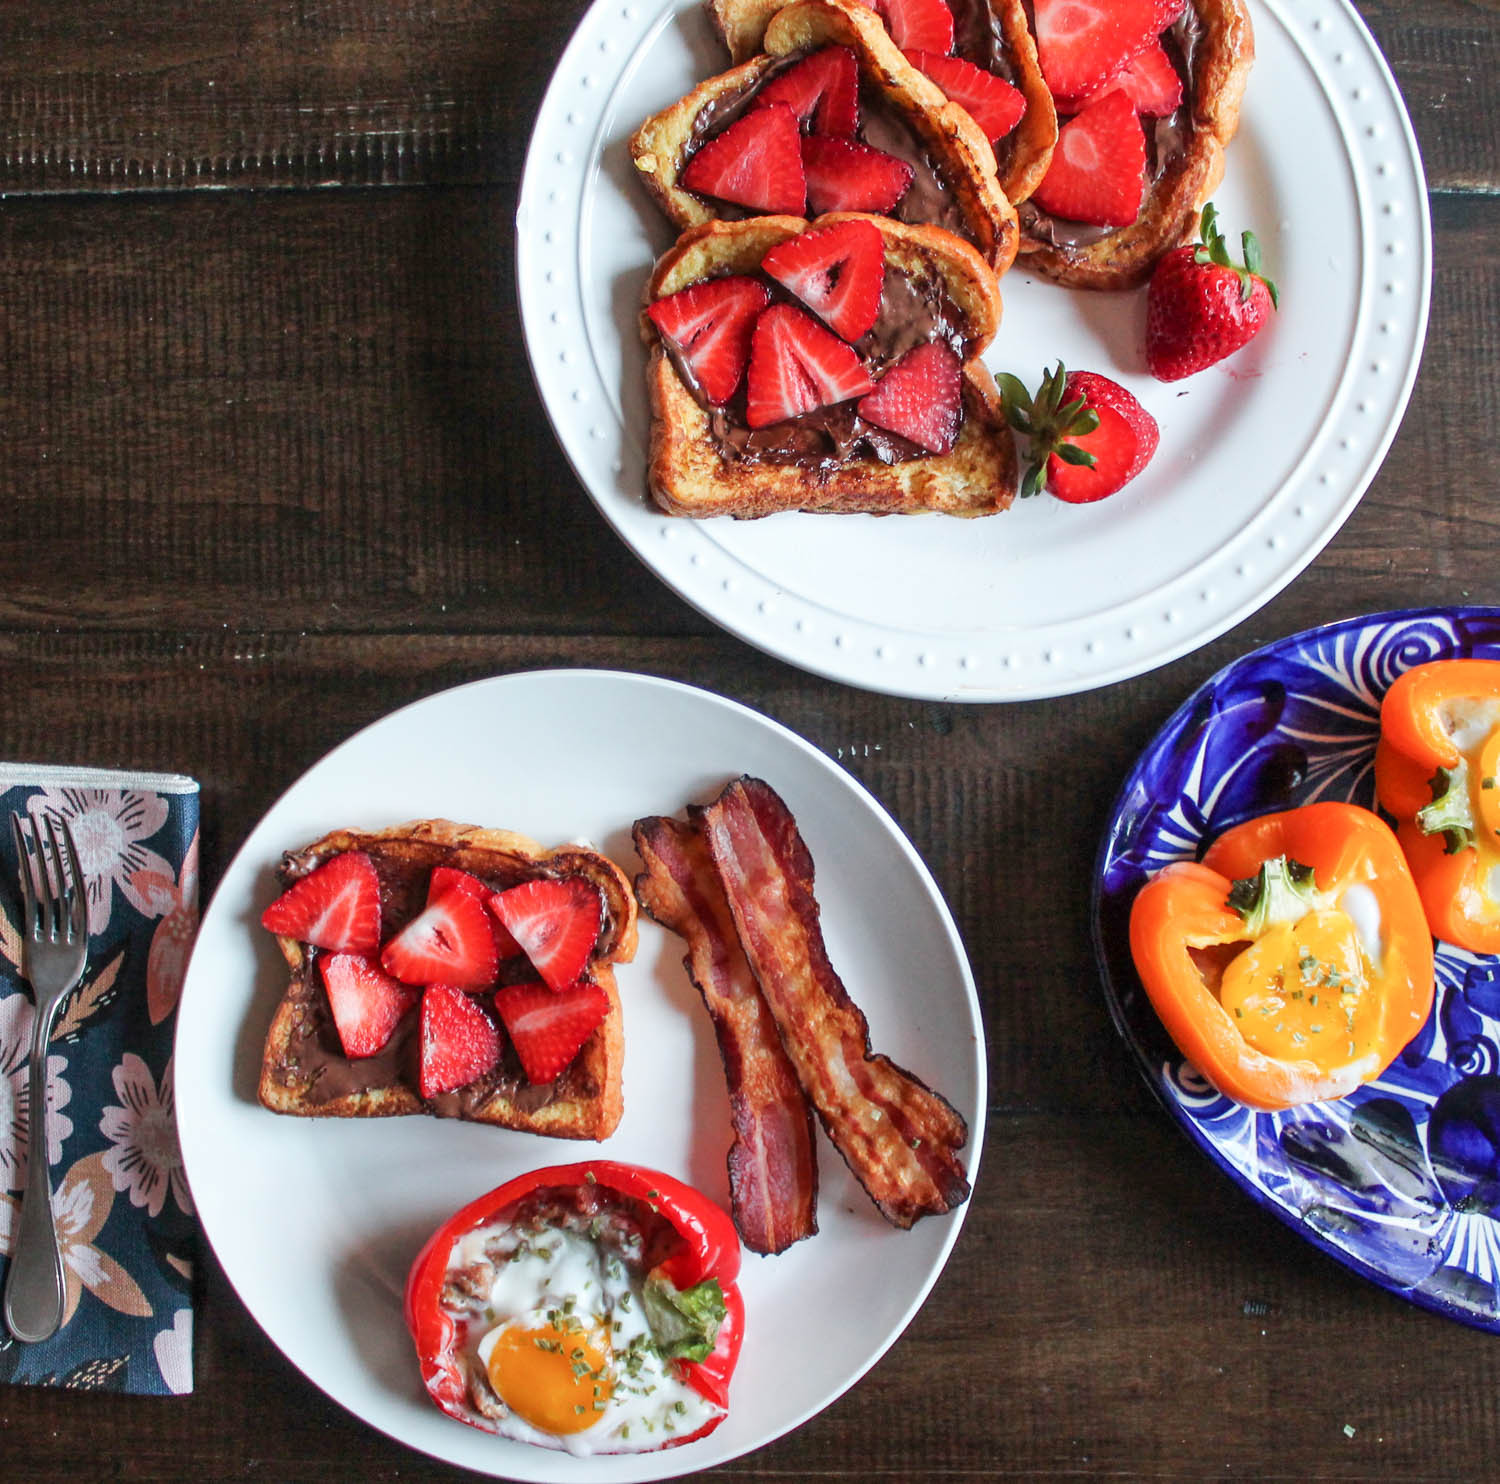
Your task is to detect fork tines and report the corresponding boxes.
[10,812,85,944]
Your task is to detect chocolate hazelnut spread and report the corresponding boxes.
[1019,4,1203,252]
[269,839,613,1112]
[663,253,973,472]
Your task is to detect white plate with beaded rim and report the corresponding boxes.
[175,669,985,1482]
[515,0,1429,702]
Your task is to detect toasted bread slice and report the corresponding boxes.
[705,0,1057,206]
[258,819,638,1140]
[1017,0,1254,289]
[643,213,1016,518]
[632,0,1019,273]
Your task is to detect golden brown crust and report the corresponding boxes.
[706,0,789,62]
[1019,0,1254,289]
[256,819,636,1139]
[631,0,1019,274]
[641,214,1015,519]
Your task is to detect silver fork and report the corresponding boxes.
[4,812,87,1343]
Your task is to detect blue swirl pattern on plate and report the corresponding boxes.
[1094,608,1500,1331]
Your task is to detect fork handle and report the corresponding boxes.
[3,1005,65,1343]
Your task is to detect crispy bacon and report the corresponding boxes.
[633,814,818,1254]
[698,776,970,1229]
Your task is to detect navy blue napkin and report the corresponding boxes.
[0,766,199,1393]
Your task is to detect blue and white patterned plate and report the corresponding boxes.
[1094,608,1500,1332]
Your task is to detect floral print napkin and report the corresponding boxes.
[0,765,198,1393]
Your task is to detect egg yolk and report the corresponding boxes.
[1218,909,1373,1063]
[486,1320,614,1436]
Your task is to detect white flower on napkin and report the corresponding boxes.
[26,789,172,936]
[99,1053,190,1218]
[0,990,73,1193]
[152,1307,193,1395]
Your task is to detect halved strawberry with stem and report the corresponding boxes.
[488,877,603,991]
[381,884,500,989]
[260,850,381,954]
[492,979,610,1085]
[854,0,955,55]
[1029,88,1145,227]
[1033,0,1162,100]
[761,219,886,343]
[429,864,523,958]
[905,50,1027,143]
[680,101,806,215]
[647,276,771,405]
[858,341,963,454]
[745,303,876,430]
[998,362,1158,503]
[1067,40,1183,116]
[755,45,859,137]
[418,982,503,1099]
[801,134,914,216]
[319,952,418,1059]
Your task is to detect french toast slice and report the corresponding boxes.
[1017,0,1254,290]
[258,819,638,1140]
[704,0,1057,206]
[632,0,1019,273]
[642,213,1016,518]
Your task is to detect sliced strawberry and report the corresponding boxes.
[755,46,859,137]
[680,102,806,216]
[260,850,381,954]
[492,979,610,1085]
[801,134,914,216]
[904,50,1027,143]
[854,0,955,55]
[647,276,770,406]
[319,952,417,1059]
[381,886,499,989]
[429,864,524,957]
[418,982,503,1098]
[1029,89,1145,227]
[745,303,877,430]
[760,219,886,343]
[857,341,962,454]
[1033,0,1162,100]
[487,877,604,991]
[1068,40,1183,116]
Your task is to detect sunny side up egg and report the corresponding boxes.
[446,1223,720,1455]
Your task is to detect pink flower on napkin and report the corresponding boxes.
[136,829,199,1025]
[0,991,73,1194]
[26,790,172,936]
[99,1054,190,1218]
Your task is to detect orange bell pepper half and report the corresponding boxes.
[1374,658,1500,953]
[1128,802,1434,1110]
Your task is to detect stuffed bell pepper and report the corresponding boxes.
[405,1161,744,1455]
[1375,657,1500,953]
[1129,802,1434,1110]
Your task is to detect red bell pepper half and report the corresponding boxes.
[405,1160,744,1447]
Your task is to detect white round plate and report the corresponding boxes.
[516,0,1430,702]
[175,670,985,1481]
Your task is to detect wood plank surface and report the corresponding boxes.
[0,0,1495,1478]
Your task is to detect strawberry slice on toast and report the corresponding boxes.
[428,864,524,957]
[760,218,886,343]
[1033,0,1163,101]
[260,849,381,954]
[858,341,963,454]
[745,303,877,430]
[680,101,807,216]
[754,45,859,137]
[417,982,504,1099]
[493,979,612,1086]
[646,276,771,406]
[319,952,418,1059]
[853,0,955,55]
[1066,40,1183,116]
[381,883,500,989]
[488,877,604,991]
[904,50,1028,144]
[1029,88,1146,227]
[801,134,914,216]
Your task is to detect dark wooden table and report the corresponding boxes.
[0,0,1496,1477]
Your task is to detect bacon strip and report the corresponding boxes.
[698,776,969,1228]
[633,814,818,1254]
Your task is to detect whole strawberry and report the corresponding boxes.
[1146,202,1279,382]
